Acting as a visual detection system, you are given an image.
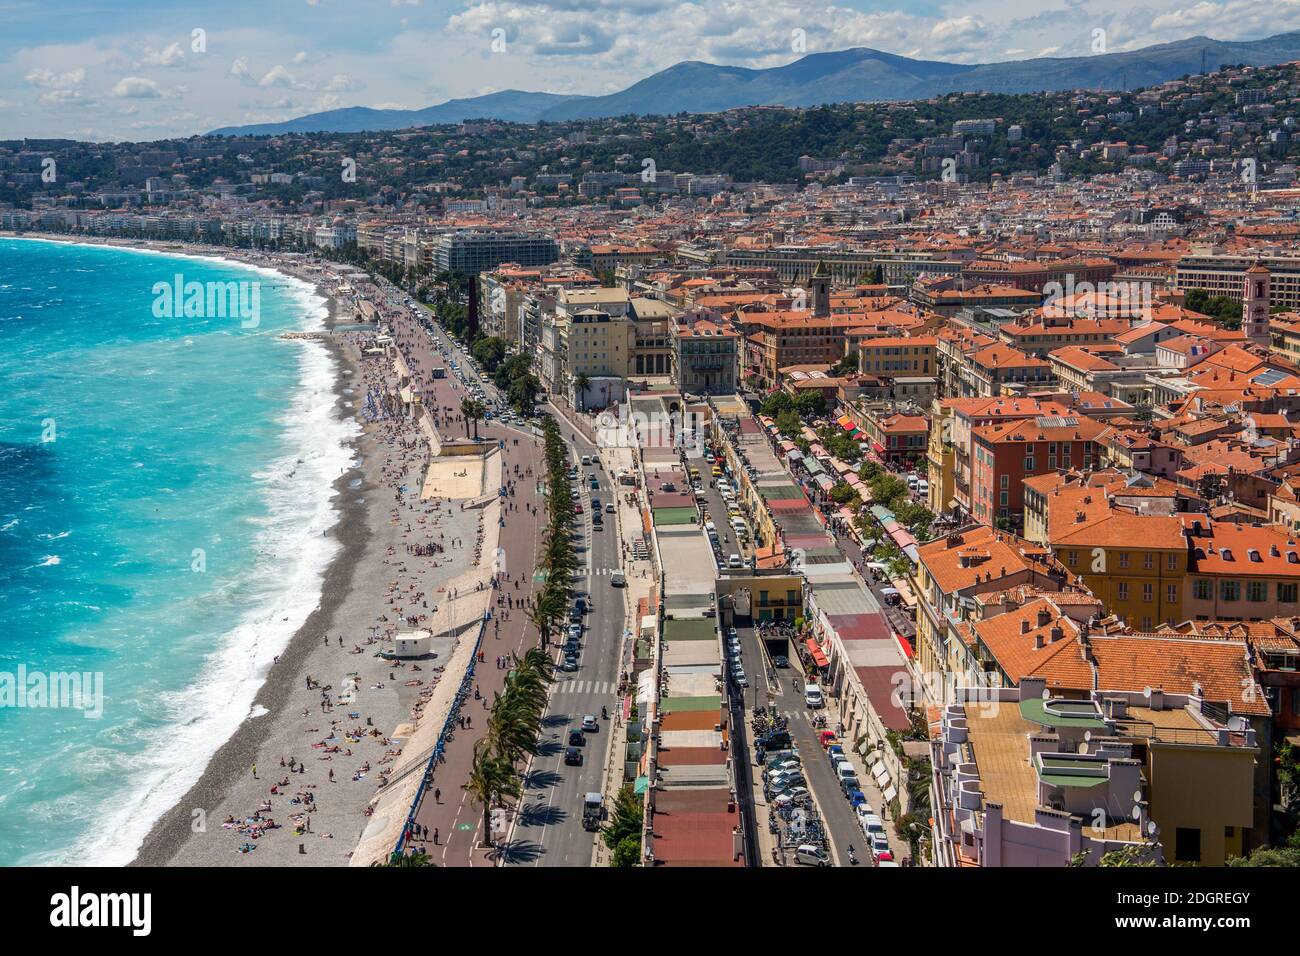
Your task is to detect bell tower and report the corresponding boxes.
[1242,261,1270,345]
[810,259,831,318]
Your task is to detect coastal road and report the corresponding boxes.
[503,421,624,866]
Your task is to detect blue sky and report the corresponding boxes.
[0,0,1296,141]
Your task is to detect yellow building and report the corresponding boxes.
[857,335,937,377]
[1050,512,1188,631]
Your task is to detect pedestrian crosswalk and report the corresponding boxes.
[552,679,616,695]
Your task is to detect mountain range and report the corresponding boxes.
[207,30,1300,137]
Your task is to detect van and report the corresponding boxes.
[610,570,626,587]
[804,684,824,709]
[916,479,929,497]
[905,473,919,489]
[581,455,591,466]
[794,844,831,867]
[728,554,742,569]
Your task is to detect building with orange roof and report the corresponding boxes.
[1182,517,1300,622]
[962,343,1055,398]
[969,413,1110,528]
[912,524,1077,680]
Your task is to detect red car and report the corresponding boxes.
[575,503,583,513]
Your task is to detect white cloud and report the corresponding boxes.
[140,42,185,67]
[259,64,296,88]
[26,67,85,89]
[112,76,162,98]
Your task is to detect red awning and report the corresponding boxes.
[805,637,829,669]
[871,440,885,454]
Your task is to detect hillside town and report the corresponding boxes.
[9,57,1300,874]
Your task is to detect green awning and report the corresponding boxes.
[634,775,649,795]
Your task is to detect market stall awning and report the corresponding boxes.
[804,637,829,669]
[837,416,856,432]
[871,440,885,455]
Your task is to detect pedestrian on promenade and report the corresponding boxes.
[433,828,440,845]
[251,764,257,779]
[434,788,441,804]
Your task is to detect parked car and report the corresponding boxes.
[772,786,810,807]
[794,844,831,867]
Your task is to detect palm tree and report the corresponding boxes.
[527,587,565,647]
[459,398,486,439]
[464,738,519,848]
[573,372,591,411]
[372,849,438,867]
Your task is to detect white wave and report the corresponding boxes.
[67,267,361,867]
[36,555,60,567]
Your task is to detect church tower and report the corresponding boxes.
[810,259,831,318]
[1242,261,1270,345]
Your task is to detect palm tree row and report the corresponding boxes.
[528,415,580,647]
[463,646,556,846]
[463,415,573,848]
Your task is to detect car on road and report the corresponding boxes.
[728,554,742,568]
[610,570,626,587]
[564,746,583,766]
[605,503,615,514]
[773,655,789,668]
[794,844,831,867]
[727,626,738,640]
[581,715,599,733]
[567,729,585,747]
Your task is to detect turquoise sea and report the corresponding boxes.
[0,238,356,865]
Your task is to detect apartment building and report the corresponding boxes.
[735,312,861,389]
[857,335,937,378]
[931,671,1262,867]
[432,230,560,275]
[1051,512,1188,630]
[1182,517,1300,621]
[969,414,1109,528]
[672,319,739,395]
[912,525,1075,683]
[1176,252,1300,309]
